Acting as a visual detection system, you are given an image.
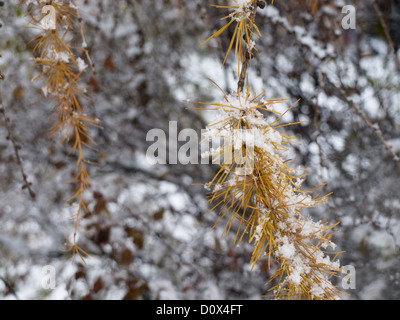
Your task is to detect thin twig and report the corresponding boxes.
[325,76,400,163]
[0,84,36,199]
[0,276,20,300]
[373,1,400,72]
[348,98,400,162]
[237,2,259,92]
[72,0,96,74]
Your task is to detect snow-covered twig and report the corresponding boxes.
[190,0,344,300]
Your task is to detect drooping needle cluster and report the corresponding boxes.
[190,0,345,299]
[22,0,99,261]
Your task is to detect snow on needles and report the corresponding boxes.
[195,86,344,299]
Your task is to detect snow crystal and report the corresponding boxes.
[230,0,253,19]
[310,282,326,299]
[76,57,88,72]
[213,184,222,192]
[42,86,49,97]
[276,236,296,259]
[53,51,71,63]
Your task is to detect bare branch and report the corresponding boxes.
[0,85,36,199]
[373,1,400,72]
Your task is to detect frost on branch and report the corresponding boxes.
[192,0,344,298]
[191,84,344,299]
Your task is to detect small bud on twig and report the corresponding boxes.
[257,1,266,9]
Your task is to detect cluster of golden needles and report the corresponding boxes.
[188,0,345,299]
[21,0,99,261]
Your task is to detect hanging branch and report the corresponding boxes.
[21,0,101,261]
[188,0,344,300]
[237,2,259,92]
